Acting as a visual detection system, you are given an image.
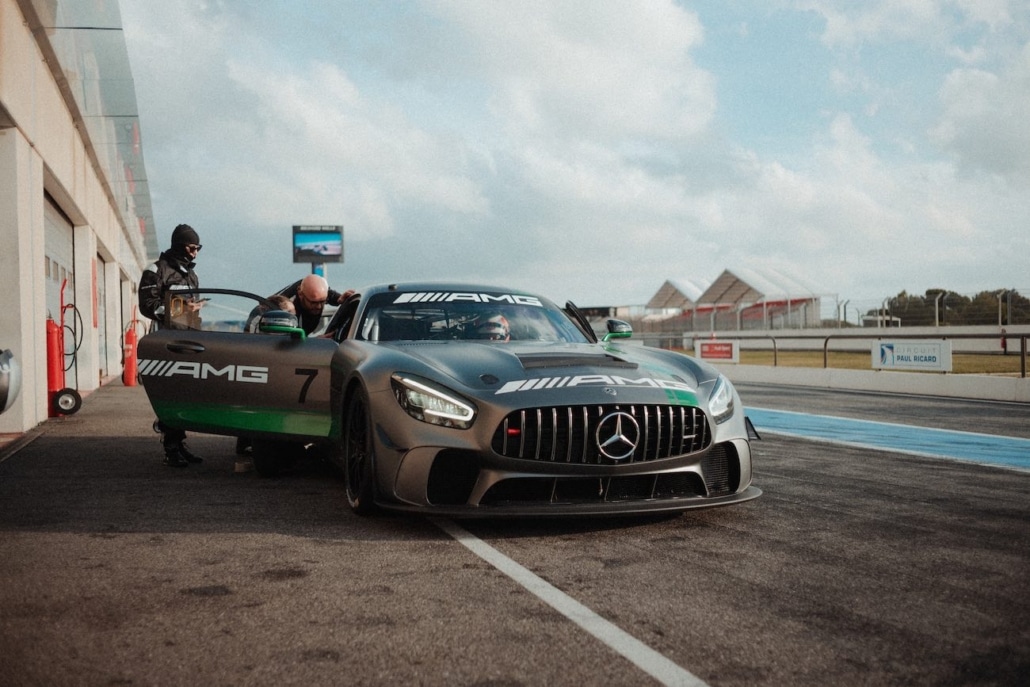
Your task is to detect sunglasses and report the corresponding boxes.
[185,244,202,252]
[300,292,327,306]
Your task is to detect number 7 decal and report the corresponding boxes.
[295,368,318,403]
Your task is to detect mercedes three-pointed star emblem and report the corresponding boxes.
[595,411,640,461]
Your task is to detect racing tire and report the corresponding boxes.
[343,388,377,515]
[252,440,289,478]
[52,388,82,415]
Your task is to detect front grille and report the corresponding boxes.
[491,404,711,464]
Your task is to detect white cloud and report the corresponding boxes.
[931,43,1030,181]
[951,0,1015,31]
[802,0,1017,49]
[120,0,1030,307]
[125,1,491,244]
[428,0,715,143]
[224,59,491,232]
[649,111,1029,303]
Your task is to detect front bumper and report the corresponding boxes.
[362,383,760,517]
[382,434,758,517]
[382,485,763,518]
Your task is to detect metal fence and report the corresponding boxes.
[623,289,1030,334]
[626,330,1029,378]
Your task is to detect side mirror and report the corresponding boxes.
[258,310,306,339]
[602,319,632,341]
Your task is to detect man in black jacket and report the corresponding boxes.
[138,224,205,467]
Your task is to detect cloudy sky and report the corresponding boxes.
[120,0,1030,314]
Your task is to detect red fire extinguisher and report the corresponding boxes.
[123,308,140,386]
[46,315,63,398]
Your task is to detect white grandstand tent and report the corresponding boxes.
[646,278,710,313]
[642,268,828,331]
[696,268,824,330]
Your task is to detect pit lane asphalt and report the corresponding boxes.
[0,380,1027,686]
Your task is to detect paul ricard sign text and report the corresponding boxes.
[873,340,952,372]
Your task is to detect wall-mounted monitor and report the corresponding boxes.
[292,225,344,263]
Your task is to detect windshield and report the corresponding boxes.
[358,291,589,343]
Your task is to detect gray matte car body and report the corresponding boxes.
[138,282,761,517]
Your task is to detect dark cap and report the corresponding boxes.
[171,224,200,246]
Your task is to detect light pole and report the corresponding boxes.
[996,289,1014,326]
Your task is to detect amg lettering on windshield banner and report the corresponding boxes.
[137,359,269,383]
[496,375,696,394]
[393,292,543,307]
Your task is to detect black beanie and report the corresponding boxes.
[171,224,200,246]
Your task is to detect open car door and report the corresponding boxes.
[136,289,339,445]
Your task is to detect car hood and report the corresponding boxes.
[379,340,712,405]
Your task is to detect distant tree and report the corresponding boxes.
[1009,290,1030,325]
[865,289,1028,326]
[937,291,971,325]
[964,291,1001,325]
[894,291,935,326]
[864,290,945,326]
[988,289,1029,326]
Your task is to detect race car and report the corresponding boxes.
[137,282,761,516]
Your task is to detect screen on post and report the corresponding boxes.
[292,225,344,263]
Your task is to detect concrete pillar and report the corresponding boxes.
[104,260,122,379]
[0,128,49,433]
[72,225,99,392]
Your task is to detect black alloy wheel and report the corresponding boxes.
[344,388,377,515]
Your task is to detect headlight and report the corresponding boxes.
[709,375,735,424]
[391,374,476,429]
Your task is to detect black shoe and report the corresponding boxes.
[163,448,189,468]
[176,442,204,464]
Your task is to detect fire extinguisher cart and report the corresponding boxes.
[46,280,82,416]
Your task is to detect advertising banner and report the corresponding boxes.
[873,340,952,372]
[695,340,740,364]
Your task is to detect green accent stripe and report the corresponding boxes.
[152,401,331,438]
[663,389,700,405]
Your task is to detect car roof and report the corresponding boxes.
[358,282,552,301]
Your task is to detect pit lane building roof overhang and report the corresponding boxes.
[1,0,156,433]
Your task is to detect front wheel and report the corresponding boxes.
[344,388,377,515]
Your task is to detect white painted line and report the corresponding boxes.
[432,518,709,687]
